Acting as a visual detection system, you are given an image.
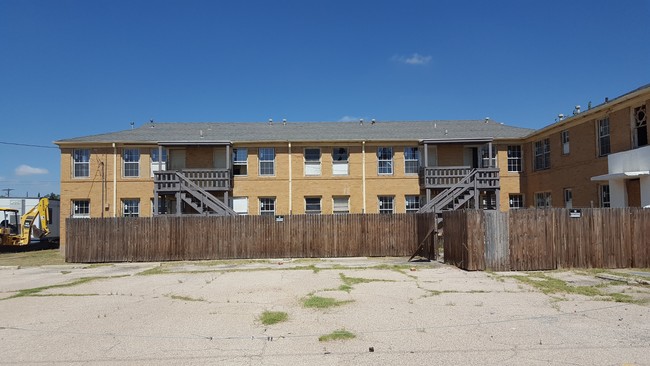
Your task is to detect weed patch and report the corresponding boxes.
[3,276,113,300]
[166,294,205,302]
[319,329,356,342]
[259,311,288,325]
[303,295,353,309]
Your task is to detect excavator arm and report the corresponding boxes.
[17,198,50,245]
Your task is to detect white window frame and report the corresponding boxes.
[232,148,248,176]
[305,197,322,214]
[378,196,394,214]
[507,145,522,172]
[123,148,140,177]
[598,118,611,156]
[561,130,570,155]
[72,200,90,218]
[231,197,248,215]
[332,196,349,214]
[563,188,573,209]
[150,148,167,177]
[304,148,322,176]
[405,195,420,213]
[259,197,276,216]
[122,199,140,217]
[404,147,420,174]
[377,147,393,175]
[258,148,275,176]
[600,185,610,208]
[535,192,552,208]
[509,194,524,209]
[73,149,90,178]
[534,139,550,171]
[332,147,349,175]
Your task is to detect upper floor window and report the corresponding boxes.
[305,197,322,214]
[258,148,275,176]
[150,148,168,177]
[535,192,552,208]
[509,194,524,209]
[600,185,610,208]
[259,197,276,216]
[332,148,349,175]
[633,105,648,148]
[304,148,321,176]
[72,199,90,218]
[377,147,393,175]
[378,196,394,214]
[73,149,90,178]
[405,195,420,213]
[534,139,550,171]
[122,199,140,217]
[404,147,419,174]
[123,148,140,177]
[561,130,570,155]
[598,118,611,156]
[233,148,248,176]
[507,146,522,172]
[333,196,349,214]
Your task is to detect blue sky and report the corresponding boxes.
[1,0,648,197]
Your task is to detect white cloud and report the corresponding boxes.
[392,53,432,65]
[15,165,49,176]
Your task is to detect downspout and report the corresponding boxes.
[288,142,292,214]
[362,141,366,213]
[113,143,117,217]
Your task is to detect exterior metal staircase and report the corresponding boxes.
[154,171,236,216]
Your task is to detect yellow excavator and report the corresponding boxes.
[0,197,52,245]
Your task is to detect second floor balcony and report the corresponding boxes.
[154,169,232,193]
[420,166,500,190]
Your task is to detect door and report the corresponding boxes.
[169,149,186,170]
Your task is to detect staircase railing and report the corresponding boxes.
[175,172,236,216]
[419,169,478,214]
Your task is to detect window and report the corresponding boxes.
[333,196,349,214]
[480,192,497,209]
[535,192,552,208]
[600,185,610,208]
[509,194,524,209]
[534,139,550,171]
[561,130,570,155]
[122,199,140,217]
[151,198,168,215]
[258,148,275,176]
[480,146,497,168]
[123,148,140,177]
[633,105,648,148]
[564,188,573,209]
[404,147,419,174]
[72,200,90,218]
[507,146,522,172]
[377,147,393,175]
[332,148,349,175]
[378,196,394,214]
[232,197,248,215]
[598,118,611,156]
[232,148,248,176]
[259,197,276,216]
[405,195,420,213]
[150,148,168,177]
[304,148,321,176]
[305,197,321,214]
[73,149,90,178]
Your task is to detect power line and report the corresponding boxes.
[0,141,58,149]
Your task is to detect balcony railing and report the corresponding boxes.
[420,166,499,189]
[154,169,231,192]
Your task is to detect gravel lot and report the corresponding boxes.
[1,257,649,365]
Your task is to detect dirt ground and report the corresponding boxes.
[1,256,649,365]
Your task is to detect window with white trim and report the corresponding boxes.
[378,196,394,214]
[633,105,648,148]
[561,130,570,155]
[509,194,524,209]
[258,148,275,176]
[535,192,552,208]
[123,148,140,177]
[332,196,349,214]
[405,195,420,213]
[150,148,167,177]
[480,146,497,168]
[122,199,140,217]
[598,118,611,156]
[72,200,90,218]
[259,197,276,216]
[332,148,349,175]
[304,148,321,176]
[564,188,573,209]
[232,148,248,176]
[534,139,550,171]
[404,147,419,174]
[231,197,248,215]
[377,147,393,175]
[507,145,522,172]
[600,185,610,208]
[305,197,321,214]
[73,149,90,178]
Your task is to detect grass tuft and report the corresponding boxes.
[166,294,205,302]
[4,276,111,300]
[318,329,356,342]
[259,311,288,325]
[303,295,353,309]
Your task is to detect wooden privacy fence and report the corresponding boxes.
[443,208,650,271]
[65,213,436,263]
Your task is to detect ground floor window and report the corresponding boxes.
[305,197,321,214]
[509,194,524,209]
[232,197,248,215]
[564,188,573,208]
[122,199,140,217]
[405,195,420,213]
[600,185,610,208]
[378,196,394,214]
[535,192,552,208]
[333,196,349,214]
[259,197,276,216]
[72,200,90,218]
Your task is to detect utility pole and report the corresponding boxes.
[2,188,14,197]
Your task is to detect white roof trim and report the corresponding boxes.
[591,171,650,181]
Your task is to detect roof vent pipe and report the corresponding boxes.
[268,118,273,125]
[605,97,609,103]
[573,105,581,115]
[558,114,565,121]
[150,119,155,128]
[484,117,490,123]
[282,118,287,125]
[359,118,363,125]
[371,119,376,125]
